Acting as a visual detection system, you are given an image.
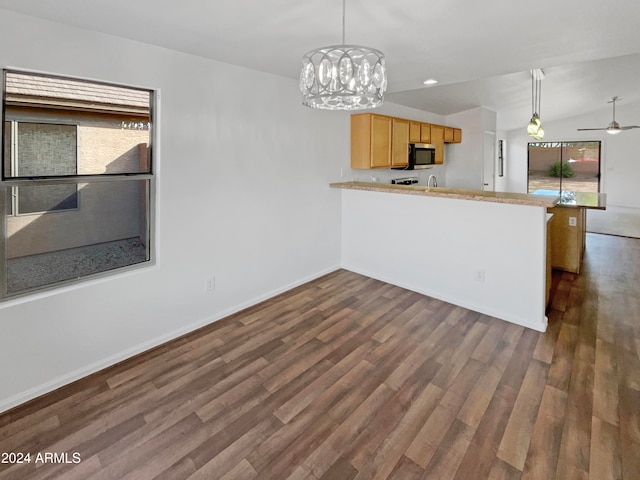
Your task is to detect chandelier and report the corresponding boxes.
[527,69,544,140]
[299,0,387,110]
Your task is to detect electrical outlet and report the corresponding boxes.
[474,269,485,282]
[205,276,215,292]
[569,216,577,227]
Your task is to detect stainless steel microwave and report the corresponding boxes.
[392,143,436,170]
[409,143,436,168]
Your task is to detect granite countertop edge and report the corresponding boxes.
[329,181,559,208]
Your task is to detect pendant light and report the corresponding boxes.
[527,69,544,140]
[299,0,387,110]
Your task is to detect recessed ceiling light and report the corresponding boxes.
[423,78,438,85]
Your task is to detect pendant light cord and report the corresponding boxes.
[537,75,541,118]
[531,70,542,117]
[531,73,535,115]
[342,0,346,45]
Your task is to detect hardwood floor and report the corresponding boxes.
[1,233,638,480]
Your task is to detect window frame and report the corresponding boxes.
[0,69,157,301]
[527,140,602,194]
[5,119,80,215]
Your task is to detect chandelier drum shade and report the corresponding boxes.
[300,0,387,110]
[300,45,386,110]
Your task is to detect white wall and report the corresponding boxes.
[504,100,640,207]
[340,189,548,332]
[445,107,497,190]
[0,11,348,412]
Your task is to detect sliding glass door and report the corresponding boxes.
[528,141,601,194]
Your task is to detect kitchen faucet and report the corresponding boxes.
[428,174,438,188]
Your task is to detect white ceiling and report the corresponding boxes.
[1,0,640,130]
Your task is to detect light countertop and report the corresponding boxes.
[532,189,607,210]
[331,182,559,208]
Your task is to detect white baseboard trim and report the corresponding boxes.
[341,265,548,333]
[0,265,341,414]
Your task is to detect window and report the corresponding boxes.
[5,121,79,214]
[527,141,601,194]
[1,70,155,299]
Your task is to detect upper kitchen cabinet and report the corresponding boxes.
[430,125,445,164]
[391,118,410,167]
[443,127,462,143]
[410,121,432,143]
[351,113,461,168]
[351,113,392,169]
[444,127,454,143]
[409,121,421,143]
[420,123,431,143]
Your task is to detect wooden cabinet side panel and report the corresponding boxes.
[546,219,552,307]
[453,128,462,143]
[351,114,372,169]
[547,206,585,273]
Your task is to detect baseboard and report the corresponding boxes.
[0,265,341,414]
[341,265,548,333]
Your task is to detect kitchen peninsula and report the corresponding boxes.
[536,190,607,274]
[331,182,558,332]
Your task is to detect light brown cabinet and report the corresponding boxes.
[351,114,392,169]
[391,118,410,167]
[430,125,445,165]
[409,121,421,143]
[420,123,431,143]
[444,127,462,143]
[351,113,461,169]
[444,127,454,143]
[547,206,587,274]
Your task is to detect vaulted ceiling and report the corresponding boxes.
[1,0,639,130]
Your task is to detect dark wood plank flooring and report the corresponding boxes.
[1,232,638,480]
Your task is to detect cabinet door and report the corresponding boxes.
[409,121,421,143]
[350,113,392,168]
[392,118,410,167]
[444,127,454,143]
[420,123,431,143]
[431,125,444,164]
[370,115,392,168]
[453,128,462,143]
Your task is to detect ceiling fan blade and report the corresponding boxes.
[577,97,640,133]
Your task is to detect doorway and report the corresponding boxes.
[483,131,496,191]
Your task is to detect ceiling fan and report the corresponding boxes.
[577,96,640,134]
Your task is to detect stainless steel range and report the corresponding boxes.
[391,177,419,185]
